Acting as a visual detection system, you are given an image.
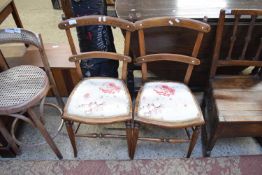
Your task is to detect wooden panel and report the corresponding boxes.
[219,123,262,137]
[212,76,262,90]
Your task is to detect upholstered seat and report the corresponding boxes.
[64,78,131,121]
[0,65,49,114]
[137,82,203,124]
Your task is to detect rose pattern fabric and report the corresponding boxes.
[137,82,202,122]
[66,78,130,118]
[154,84,175,96]
[99,82,121,94]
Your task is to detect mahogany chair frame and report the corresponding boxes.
[131,17,210,159]
[59,16,135,158]
[203,9,262,157]
[0,28,64,159]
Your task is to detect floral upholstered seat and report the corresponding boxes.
[136,82,203,125]
[64,78,131,120]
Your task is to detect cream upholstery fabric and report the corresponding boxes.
[66,78,130,118]
[137,82,202,122]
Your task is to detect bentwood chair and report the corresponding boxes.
[58,16,135,157]
[0,28,64,159]
[202,9,262,156]
[130,17,210,159]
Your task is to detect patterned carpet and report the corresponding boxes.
[0,155,262,175]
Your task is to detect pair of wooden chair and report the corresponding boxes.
[202,9,262,156]
[0,29,64,159]
[58,15,210,158]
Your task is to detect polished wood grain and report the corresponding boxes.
[116,0,262,20]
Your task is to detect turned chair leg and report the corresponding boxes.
[125,121,132,158]
[130,122,139,159]
[187,126,200,158]
[65,120,77,157]
[27,108,63,159]
[0,118,20,154]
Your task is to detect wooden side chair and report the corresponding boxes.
[130,17,210,159]
[0,28,64,159]
[58,16,135,158]
[203,9,262,156]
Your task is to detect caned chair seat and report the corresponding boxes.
[212,76,262,122]
[136,82,204,126]
[64,78,131,123]
[0,65,49,114]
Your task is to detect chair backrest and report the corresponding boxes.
[0,28,64,106]
[68,51,131,81]
[0,28,52,78]
[135,17,210,83]
[210,9,262,78]
[58,15,136,80]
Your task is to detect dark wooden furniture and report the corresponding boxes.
[130,17,210,159]
[0,0,23,27]
[115,0,262,90]
[0,28,63,159]
[58,16,136,158]
[202,9,262,157]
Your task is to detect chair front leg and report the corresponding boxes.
[125,121,132,158]
[27,108,63,159]
[130,122,139,159]
[65,120,77,157]
[186,126,200,158]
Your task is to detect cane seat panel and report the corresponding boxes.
[0,65,49,114]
